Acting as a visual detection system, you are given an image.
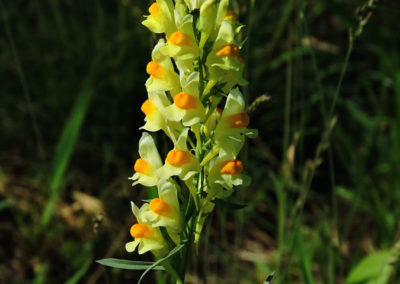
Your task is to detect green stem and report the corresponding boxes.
[329,42,353,118]
[192,124,202,155]
[200,145,219,166]
[180,216,196,282]
[195,188,218,244]
[185,180,199,210]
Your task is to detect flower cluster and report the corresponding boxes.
[126,0,257,274]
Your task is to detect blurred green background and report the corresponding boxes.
[1,0,399,283]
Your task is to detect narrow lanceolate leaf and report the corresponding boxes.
[96,259,165,271]
[138,243,185,284]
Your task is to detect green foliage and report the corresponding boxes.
[98,243,185,283]
[346,251,391,284]
[96,259,165,271]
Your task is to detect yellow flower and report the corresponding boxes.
[206,21,247,92]
[214,88,258,157]
[220,56,248,92]
[163,15,199,72]
[125,202,166,257]
[207,150,251,191]
[198,0,229,48]
[142,0,176,36]
[129,132,162,187]
[140,180,182,244]
[157,129,200,180]
[140,91,183,140]
[146,39,180,95]
[164,72,206,126]
[140,91,169,132]
[223,9,243,35]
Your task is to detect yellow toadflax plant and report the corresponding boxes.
[98,0,257,282]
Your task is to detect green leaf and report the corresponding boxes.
[96,259,165,271]
[138,243,186,284]
[212,198,247,210]
[346,251,391,284]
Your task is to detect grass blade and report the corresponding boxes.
[65,259,92,284]
[295,230,315,284]
[41,84,92,226]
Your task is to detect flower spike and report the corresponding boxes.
[114,0,260,280]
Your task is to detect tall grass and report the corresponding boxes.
[41,84,92,227]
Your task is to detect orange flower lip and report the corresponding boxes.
[169,32,193,47]
[146,61,165,79]
[227,112,250,128]
[166,149,190,166]
[130,223,152,238]
[174,92,197,109]
[148,3,161,18]
[141,99,157,117]
[220,160,243,175]
[150,198,170,216]
[216,44,240,58]
[134,158,151,175]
